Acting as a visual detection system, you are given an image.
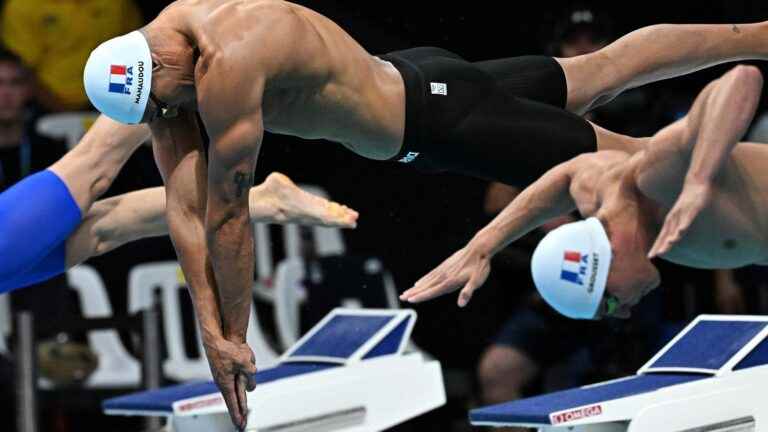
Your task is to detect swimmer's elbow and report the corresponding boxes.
[205,204,250,241]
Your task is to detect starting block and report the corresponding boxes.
[471,315,768,431]
[103,309,445,432]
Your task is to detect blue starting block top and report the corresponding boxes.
[471,315,768,427]
[640,315,768,375]
[103,363,337,415]
[470,373,705,425]
[644,320,766,372]
[283,309,415,364]
[103,309,416,416]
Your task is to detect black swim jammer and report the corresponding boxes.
[378,47,597,186]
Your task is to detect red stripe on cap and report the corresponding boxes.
[110,65,126,75]
[563,251,581,263]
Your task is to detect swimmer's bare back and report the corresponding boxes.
[148,0,406,160]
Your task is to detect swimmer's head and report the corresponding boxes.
[84,28,196,123]
[83,31,153,124]
[531,217,660,320]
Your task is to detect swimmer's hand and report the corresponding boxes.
[204,339,258,431]
[649,181,713,258]
[400,244,491,307]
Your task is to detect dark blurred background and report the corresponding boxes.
[3,1,768,431]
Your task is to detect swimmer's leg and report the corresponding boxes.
[48,115,149,213]
[0,170,82,292]
[64,172,359,267]
[559,21,768,114]
[0,117,149,293]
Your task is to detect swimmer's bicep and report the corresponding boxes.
[205,116,264,211]
[194,54,265,208]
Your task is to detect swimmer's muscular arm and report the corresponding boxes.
[472,161,579,254]
[197,67,264,347]
[401,159,580,305]
[149,110,226,344]
[644,66,763,257]
[152,111,259,430]
[194,58,264,428]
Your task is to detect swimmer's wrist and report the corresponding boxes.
[468,230,498,258]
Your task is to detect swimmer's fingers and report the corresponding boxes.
[649,187,708,258]
[649,214,680,258]
[236,373,250,429]
[401,275,461,303]
[219,375,246,431]
[400,268,442,301]
[457,260,491,308]
[402,247,492,304]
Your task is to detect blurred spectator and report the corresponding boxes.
[548,7,612,58]
[0,47,73,431]
[0,49,67,188]
[1,0,142,111]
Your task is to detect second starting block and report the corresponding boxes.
[471,315,768,431]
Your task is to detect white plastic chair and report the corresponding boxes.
[252,185,346,301]
[128,262,279,382]
[282,185,346,258]
[0,293,10,355]
[35,112,100,150]
[66,265,142,387]
[272,258,306,350]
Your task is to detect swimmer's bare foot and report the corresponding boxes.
[250,172,358,228]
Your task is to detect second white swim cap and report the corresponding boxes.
[531,217,612,319]
[83,31,152,124]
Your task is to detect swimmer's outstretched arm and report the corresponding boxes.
[401,158,581,306]
[640,65,763,257]
[195,51,274,428]
[64,172,359,267]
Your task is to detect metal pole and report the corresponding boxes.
[16,312,37,432]
[142,308,163,431]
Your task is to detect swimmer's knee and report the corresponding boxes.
[478,345,539,394]
[561,51,623,113]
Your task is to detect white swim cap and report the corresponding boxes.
[531,217,612,319]
[83,31,152,124]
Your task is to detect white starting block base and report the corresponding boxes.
[471,315,768,432]
[104,309,445,432]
